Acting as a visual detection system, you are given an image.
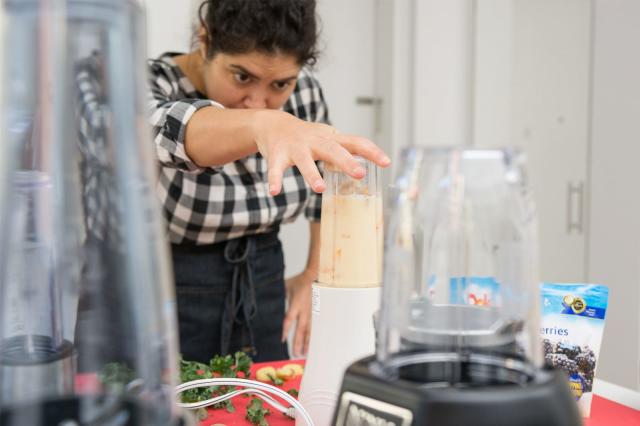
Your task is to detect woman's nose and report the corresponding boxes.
[243,93,268,109]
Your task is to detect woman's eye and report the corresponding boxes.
[273,81,291,90]
[234,73,250,83]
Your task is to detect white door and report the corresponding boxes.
[587,0,640,394]
[474,0,592,283]
[315,0,378,139]
[511,0,591,283]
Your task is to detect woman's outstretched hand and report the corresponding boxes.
[252,110,390,196]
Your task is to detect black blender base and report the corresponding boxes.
[333,355,583,426]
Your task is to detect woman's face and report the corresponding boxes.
[201,50,302,110]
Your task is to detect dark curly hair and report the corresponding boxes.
[198,0,319,66]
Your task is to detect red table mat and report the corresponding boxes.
[585,395,640,426]
[79,360,640,426]
[199,359,303,426]
[196,360,640,426]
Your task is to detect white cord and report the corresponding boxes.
[175,378,313,426]
[178,388,290,414]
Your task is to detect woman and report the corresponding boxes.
[148,0,389,363]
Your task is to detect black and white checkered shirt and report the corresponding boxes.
[75,53,122,247]
[148,53,327,245]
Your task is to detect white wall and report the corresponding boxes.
[377,0,416,173]
[0,4,5,223]
[588,0,640,393]
[473,0,513,148]
[145,0,197,58]
[423,0,639,395]
[412,0,474,146]
[477,0,639,395]
[0,4,4,131]
[477,0,640,396]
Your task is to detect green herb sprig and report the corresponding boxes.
[98,362,136,391]
[179,352,253,414]
[246,398,270,425]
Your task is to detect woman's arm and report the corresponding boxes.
[282,221,320,357]
[184,106,389,195]
[183,107,260,167]
[304,221,321,280]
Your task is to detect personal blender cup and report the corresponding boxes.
[298,157,383,425]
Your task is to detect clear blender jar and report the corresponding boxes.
[378,147,540,368]
[333,147,582,426]
[0,0,184,424]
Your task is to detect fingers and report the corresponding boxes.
[313,141,366,180]
[263,120,391,195]
[302,320,311,356]
[271,150,327,194]
[283,310,309,357]
[293,326,303,358]
[303,338,309,356]
[311,129,391,180]
[282,312,293,343]
[293,314,310,357]
[292,152,326,193]
[267,154,289,196]
[336,134,391,168]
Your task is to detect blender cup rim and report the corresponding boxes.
[324,155,369,173]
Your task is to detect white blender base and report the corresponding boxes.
[297,284,380,426]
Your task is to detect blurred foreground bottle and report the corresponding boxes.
[0,0,186,424]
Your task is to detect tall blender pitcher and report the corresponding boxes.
[333,147,582,426]
[298,157,383,425]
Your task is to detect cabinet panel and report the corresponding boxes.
[475,0,591,283]
[588,0,640,392]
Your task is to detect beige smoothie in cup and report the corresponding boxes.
[317,160,383,288]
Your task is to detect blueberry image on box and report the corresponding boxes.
[540,283,609,417]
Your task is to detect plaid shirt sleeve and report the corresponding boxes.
[148,61,223,174]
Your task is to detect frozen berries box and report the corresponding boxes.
[540,283,609,417]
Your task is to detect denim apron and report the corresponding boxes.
[171,229,289,363]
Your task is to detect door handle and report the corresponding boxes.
[355,96,382,106]
[567,181,584,234]
[355,96,383,133]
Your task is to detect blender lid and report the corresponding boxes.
[403,303,524,349]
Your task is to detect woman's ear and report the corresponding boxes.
[198,25,208,60]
